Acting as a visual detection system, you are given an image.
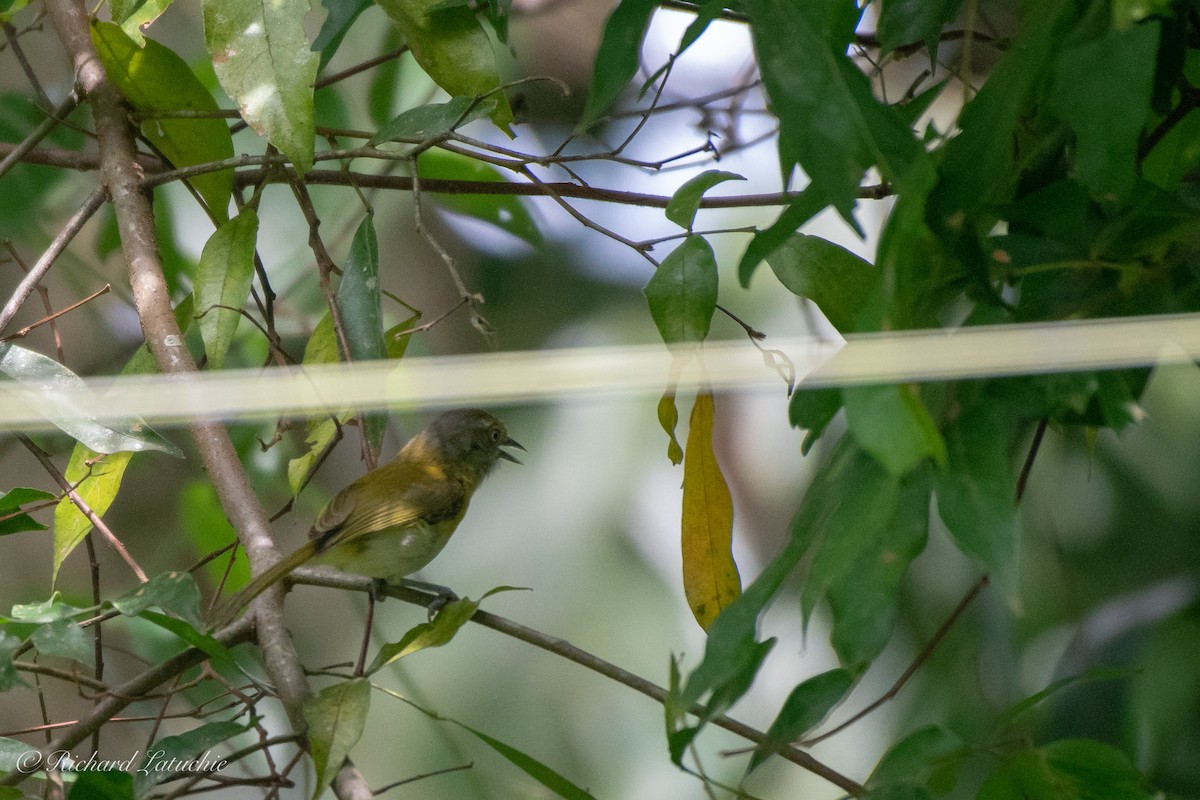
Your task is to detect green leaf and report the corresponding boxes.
[0,93,80,234]
[53,451,134,584]
[134,721,248,795]
[337,218,386,363]
[1041,740,1149,800]
[31,619,93,668]
[195,207,260,370]
[368,26,407,126]
[91,22,233,217]
[0,735,36,773]
[303,313,341,366]
[304,678,371,800]
[0,1,33,23]
[370,96,495,143]
[109,572,205,629]
[415,148,542,244]
[746,0,920,223]
[66,769,135,799]
[994,668,1127,733]
[454,721,598,800]
[287,415,348,496]
[931,0,1074,214]
[873,157,941,331]
[678,0,729,52]
[202,0,318,175]
[0,487,54,535]
[643,235,718,346]
[417,149,543,245]
[977,747,1055,800]
[0,633,23,691]
[869,725,965,790]
[764,233,878,333]
[181,480,249,592]
[313,0,373,71]
[373,0,513,132]
[737,188,827,287]
[877,0,962,56]
[110,0,174,45]
[934,407,1020,600]
[747,668,854,773]
[6,595,86,623]
[797,442,902,626]
[1048,22,1159,199]
[671,640,773,765]
[366,595,480,673]
[665,170,745,230]
[580,0,656,129]
[337,217,386,452]
[134,610,235,670]
[979,741,1149,800]
[384,314,420,360]
[844,384,946,477]
[0,343,182,457]
[48,297,193,578]
[827,469,930,667]
[788,387,842,455]
[403,689,595,799]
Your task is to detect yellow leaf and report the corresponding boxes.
[53,448,133,584]
[681,392,740,630]
[657,388,683,465]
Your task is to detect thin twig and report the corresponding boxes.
[0,92,80,182]
[315,46,410,90]
[1016,417,1048,503]
[288,571,867,797]
[3,20,55,110]
[43,0,321,768]
[0,187,106,335]
[802,575,990,746]
[410,159,495,342]
[17,434,148,582]
[83,531,104,753]
[0,284,110,342]
[0,619,256,789]
[288,178,378,469]
[373,763,473,796]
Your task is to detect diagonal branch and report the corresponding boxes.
[38,2,368,798]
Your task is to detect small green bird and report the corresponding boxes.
[210,408,522,627]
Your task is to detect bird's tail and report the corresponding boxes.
[208,540,319,629]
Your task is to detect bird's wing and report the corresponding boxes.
[311,469,466,551]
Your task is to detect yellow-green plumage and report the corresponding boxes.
[209,409,521,628]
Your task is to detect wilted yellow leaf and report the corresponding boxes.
[681,392,740,630]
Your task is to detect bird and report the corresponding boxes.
[209,408,523,628]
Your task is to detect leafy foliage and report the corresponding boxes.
[0,0,1197,797]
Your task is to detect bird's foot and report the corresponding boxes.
[399,578,458,620]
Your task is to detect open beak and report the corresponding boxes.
[499,437,525,464]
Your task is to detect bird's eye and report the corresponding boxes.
[490,428,502,442]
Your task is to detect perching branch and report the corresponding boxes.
[39,3,368,799]
[287,570,868,797]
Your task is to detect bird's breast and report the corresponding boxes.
[314,520,455,583]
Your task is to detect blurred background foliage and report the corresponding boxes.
[0,0,1199,799]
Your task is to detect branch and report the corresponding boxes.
[39,1,366,795]
[0,142,895,207]
[0,619,255,788]
[17,434,147,583]
[288,570,867,797]
[0,188,105,335]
